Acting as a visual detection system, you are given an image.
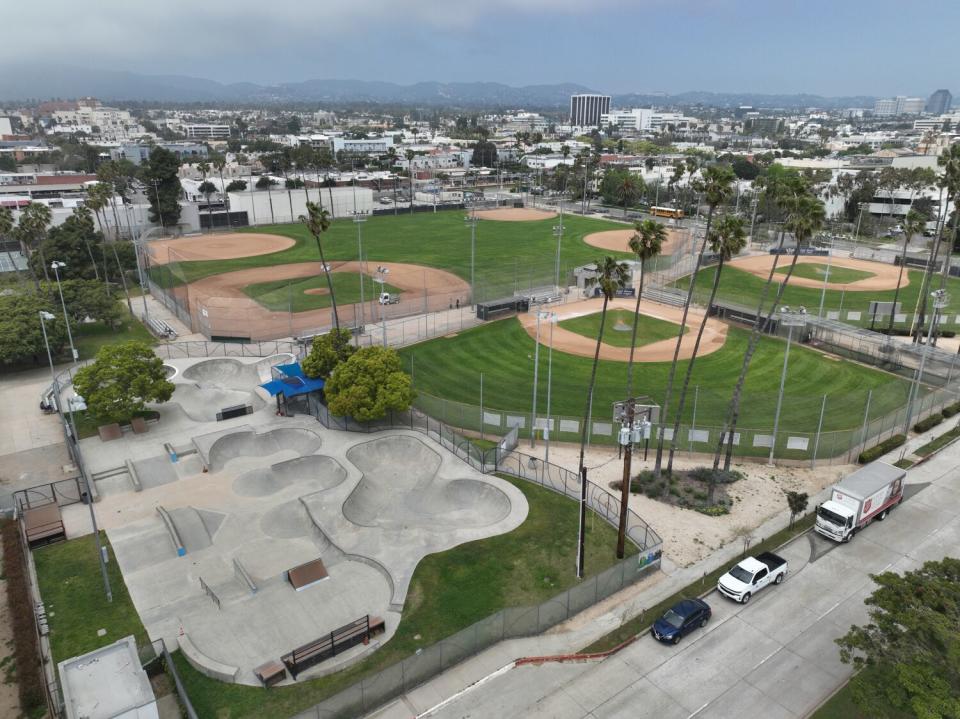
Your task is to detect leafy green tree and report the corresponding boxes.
[785,491,808,527]
[225,179,247,192]
[836,558,960,719]
[0,292,67,365]
[46,279,124,329]
[301,328,356,378]
[299,202,338,330]
[255,175,277,189]
[30,210,103,281]
[142,147,183,227]
[326,346,415,421]
[72,341,174,424]
[731,157,760,181]
[471,140,498,168]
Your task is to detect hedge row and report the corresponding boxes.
[0,520,47,715]
[914,413,944,433]
[858,433,906,464]
[941,400,960,418]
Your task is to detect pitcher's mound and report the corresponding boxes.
[472,208,557,221]
[303,288,330,296]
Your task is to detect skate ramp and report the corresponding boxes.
[169,384,265,422]
[233,455,346,497]
[167,507,226,553]
[181,354,293,391]
[206,427,323,472]
[343,436,513,530]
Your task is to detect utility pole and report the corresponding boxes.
[465,212,478,306]
[553,206,565,290]
[530,310,542,448]
[352,211,368,328]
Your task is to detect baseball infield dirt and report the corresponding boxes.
[518,297,727,363]
[472,208,558,221]
[147,232,296,264]
[727,255,905,291]
[188,261,471,340]
[583,228,689,256]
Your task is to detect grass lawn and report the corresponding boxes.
[401,317,911,436]
[33,532,148,663]
[148,213,628,302]
[676,265,960,329]
[72,314,155,361]
[559,309,686,348]
[170,475,634,719]
[242,272,403,312]
[774,263,875,284]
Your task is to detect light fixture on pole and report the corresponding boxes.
[769,306,808,465]
[50,260,78,362]
[817,234,834,319]
[530,309,543,448]
[543,311,557,464]
[375,266,389,347]
[903,289,949,434]
[38,311,61,414]
[464,213,478,306]
[552,215,565,290]
[352,210,368,328]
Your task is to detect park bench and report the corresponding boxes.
[281,615,386,679]
[253,660,287,687]
[22,503,66,548]
[147,317,177,339]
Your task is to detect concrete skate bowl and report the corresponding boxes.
[181,354,294,391]
[233,455,347,498]
[207,428,323,473]
[343,436,513,530]
[163,364,178,380]
[169,384,265,422]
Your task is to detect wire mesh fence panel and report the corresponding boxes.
[439,622,480,671]
[358,662,405,716]
[502,604,541,637]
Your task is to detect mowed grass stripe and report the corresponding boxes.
[243,272,402,312]
[401,317,910,433]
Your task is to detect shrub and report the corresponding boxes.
[692,490,708,501]
[941,401,960,418]
[644,486,659,499]
[913,413,944,433]
[696,505,730,517]
[669,486,682,497]
[688,466,744,484]
[858,433,906,464]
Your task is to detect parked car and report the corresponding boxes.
[717,552,788,604]
[650,598,712,645]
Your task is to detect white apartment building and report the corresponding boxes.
[914,113,960,131]
[331,136,394,154]
[874,96,925,117]
[0,117,12,136]
[600,109,694,132]
[182,124,231,139]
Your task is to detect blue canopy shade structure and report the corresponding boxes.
[260,362,325,399]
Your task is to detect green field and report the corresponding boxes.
[148,213,630,303]
[559,309,686,348]
[242,272,402,312]
[401,317,912,437]
[775,263,875,284]
[677,265,960,328]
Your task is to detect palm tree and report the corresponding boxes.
[615,173,639,218]
[653,164,735,479]
[300,201,339,329]
[886,209,927,336]
[666,213,746,487]
[16,202,53,283]
[715,191,825,471]
[213,155,229,225]
[196,161,215,230]
[577,256,629,576]
[616,220,665,558]
[405,149,416,214]
[0,207,25,288]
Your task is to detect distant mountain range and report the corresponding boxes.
[0,65,882,110]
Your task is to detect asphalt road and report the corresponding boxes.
[427,448,960,719]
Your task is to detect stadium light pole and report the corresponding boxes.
[553,209,565,290]
[530,310,543,448]
[543,311,557,464]
[770,306,808,465]
[904,289,949,435]
[465,213,478,306]
[375,266,389,347]
[817,234,834,319]
[352,211,368,328]
[50,260,78,362]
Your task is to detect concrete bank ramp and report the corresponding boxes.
[233,455,346,498]
[343,435,513,530]
[180,354,293,390]
[168,507,226,553]
[170,384,264,422]
[204,427,323,472]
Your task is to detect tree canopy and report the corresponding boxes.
[325,346,415,421]
[301,328,355,379]
[72,341,174,424]
[0,293,67,365]
[836,557,960,719]
[142,147,183,227]
[471,140,498,168]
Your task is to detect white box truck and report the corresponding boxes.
[815,461,906,542]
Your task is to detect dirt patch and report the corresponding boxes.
[472,208,557,221]
[583,228,687,256]
[147,232,297,264]
[303,287,330,296]
[517,297,727,363]
[728,254,905,291]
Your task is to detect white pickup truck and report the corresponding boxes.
[717,552,788,604]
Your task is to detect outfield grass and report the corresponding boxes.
[559,309,686,348]
[169,475,633,719]
[676,265,960,328]
[242,272,402,312]
[774,264,875,284]
[33,533,148,663]
[401,317,912,435]
[148,213,628,302]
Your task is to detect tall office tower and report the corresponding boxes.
[570,94,611,127]
[926,89,953,115]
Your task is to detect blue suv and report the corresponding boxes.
[650,598,712,645]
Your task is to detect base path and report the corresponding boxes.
[517,297,727,363]
[188,261,470,340]
[473,208,557,221]
[147,232,297,264]
[583,228,688,257]
[727,254,906,291]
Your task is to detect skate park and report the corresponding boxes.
[58,354,528,686]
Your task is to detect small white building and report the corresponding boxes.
[58,636,158,719]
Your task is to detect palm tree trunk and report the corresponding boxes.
[913,193,951,343]
[617,261,647,558]
[328,183,336,218]
[111,243,133,314]
[667,256,726,477]
[314,240,339,330]
[576,293,610,573]
[37,246,50,283]
[885,236,909,336]
[653,207,714,478]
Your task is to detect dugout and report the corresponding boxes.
[476,297,530,320]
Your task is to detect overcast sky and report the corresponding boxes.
[5,0,957,96]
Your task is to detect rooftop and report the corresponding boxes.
[58,635,156,719]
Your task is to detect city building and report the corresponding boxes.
[58,636,158,719]
[570,94,611,127]
[874,96,925,116]
[182,123,231,139]
[0,117,12,136]
[109,141,208,165]
[330,136,394,154]
[600,109,653,131]
[913,113,960,132]
[926,89,953,115]
[45,98,138,140]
